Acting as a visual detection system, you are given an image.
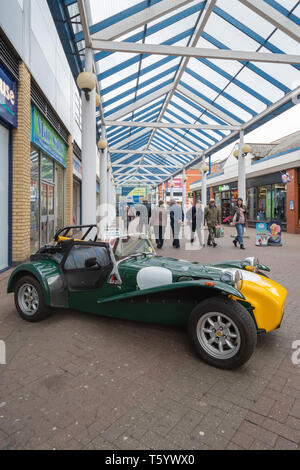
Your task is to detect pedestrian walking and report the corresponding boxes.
[187,201,204,247]
[136,199,152,234]
[204,198,221,247]
[169,199,184,248]
[151,200,167,249]
[231,198,247,250]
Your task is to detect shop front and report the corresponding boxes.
[212,183,238,222]
[30,106,66,253]
[0,61,18,271]
[72,155,82,225]
[246,173,287,230]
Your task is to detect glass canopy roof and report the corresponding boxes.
[47,0,300,186]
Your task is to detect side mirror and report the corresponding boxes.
[85,257,100,268]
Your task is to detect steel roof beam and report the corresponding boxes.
[91,39,300,65]
[105,120,239,131]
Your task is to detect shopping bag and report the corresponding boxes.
[215,226,224,238]
[148,226,156,245]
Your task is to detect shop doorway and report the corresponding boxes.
[41,182,55,245]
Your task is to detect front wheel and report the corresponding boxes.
[14,275,51,322]
[188,297,257,369]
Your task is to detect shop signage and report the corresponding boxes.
[218,185,230,192]
[31,106,67,167]
[73,156,82,180]
[268,221,282,246]
[167,177,182,192]
[255,222,269,246]
[0,63,18,127]
[290,200,294,210]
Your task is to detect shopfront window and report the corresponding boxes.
[30,149,40,253]
[257,186,271,221]
[247,187,257,221]
[41,154,54,182]
[272,184,286,222]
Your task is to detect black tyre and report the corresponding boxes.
[188,297,257,370]
[14,275,51,322]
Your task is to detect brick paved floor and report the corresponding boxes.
[0,226,299,450]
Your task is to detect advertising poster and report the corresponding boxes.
[256,222,269,246]
[268,221,282,246]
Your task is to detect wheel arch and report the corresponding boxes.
[7,267,51,305]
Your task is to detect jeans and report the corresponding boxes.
[235,223,245,245]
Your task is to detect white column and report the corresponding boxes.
[238,130,246,202]
[99,125,108,238]
[202,156,207,208]
[182,169,186,216]
[156,187,159,205]
[82,48,96,225]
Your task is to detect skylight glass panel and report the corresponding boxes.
[223,82,267,114]
[144,12,198,45]
[202,13,258,52]
[180,73,219,102]
[188,58,230,90]
[138,57,181,84]
[136,73,174,97]
[166,103,195,123]
[213,95,251,122]
[252,55,299,90]
[269,29,300,55]
[103,91,137,112]
[90,0,141,25]
[215,0,275,39]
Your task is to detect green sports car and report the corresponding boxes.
[7,225,286,369]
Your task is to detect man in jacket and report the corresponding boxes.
[204,198,221,247]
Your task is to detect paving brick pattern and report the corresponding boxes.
[0,226,299,450]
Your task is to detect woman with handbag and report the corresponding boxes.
[231,198,246,250]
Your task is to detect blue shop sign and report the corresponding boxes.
[0,63,18,127]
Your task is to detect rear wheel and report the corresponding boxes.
[188,297,257,369]
[14,276,51,322]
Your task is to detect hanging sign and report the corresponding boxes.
[31,106,67,167]
[280,171,291,183]
[0,63,18,127]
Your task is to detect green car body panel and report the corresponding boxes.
[7,253,248,327]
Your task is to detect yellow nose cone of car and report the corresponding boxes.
[238,272,287,333]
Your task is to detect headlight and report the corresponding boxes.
[242,256,259,272]
[220,269,243,290]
